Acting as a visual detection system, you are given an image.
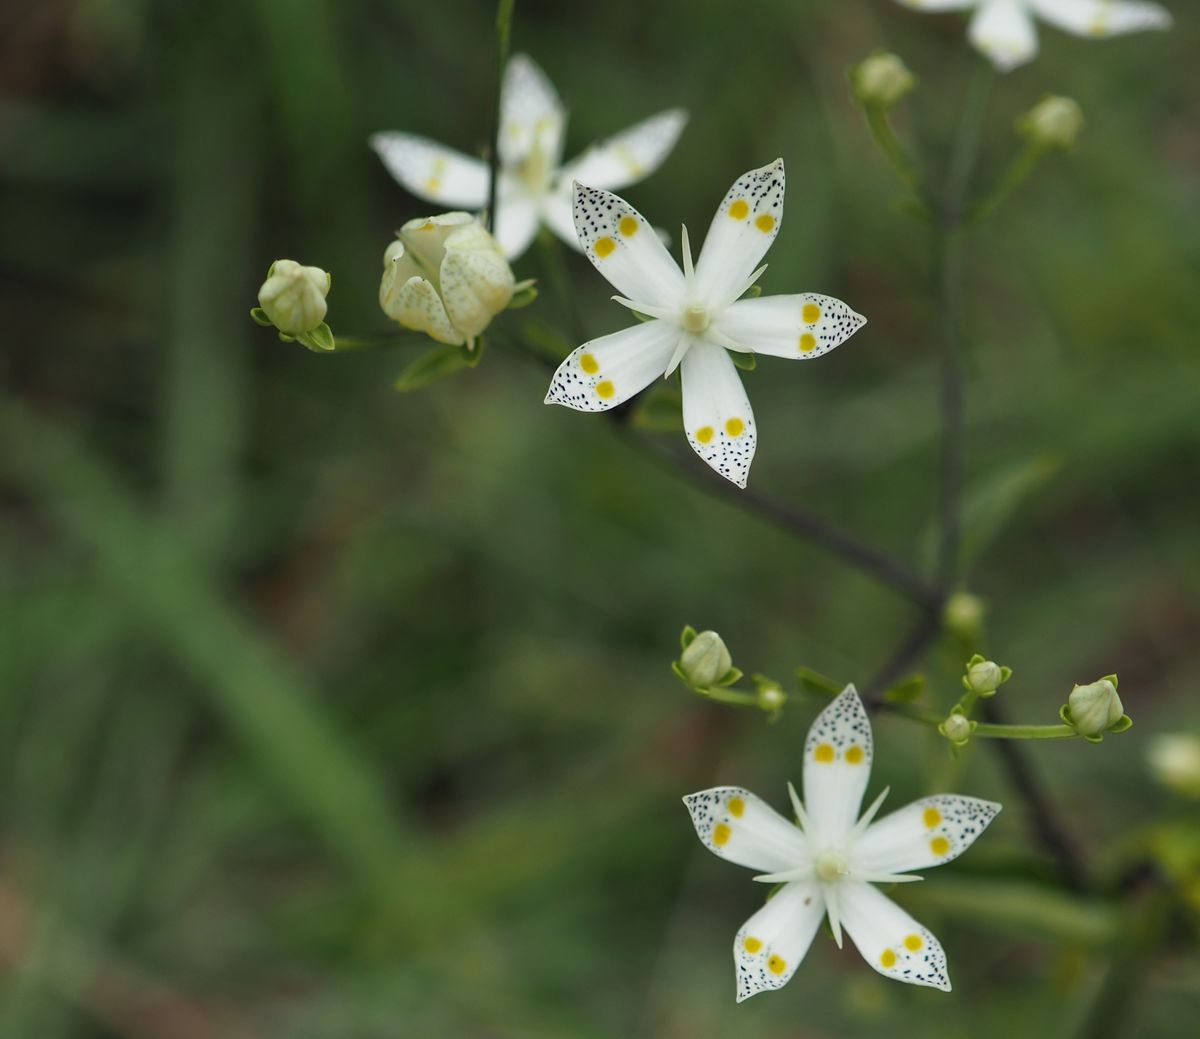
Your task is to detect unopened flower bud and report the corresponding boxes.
[852,52,916,108]
[943,592,985,641]
[380,213,514,349]
[758,682,787,713]
[1065,677,1124,738]
[963,655,1011,696]
[1147,734,1200,799]
[1019,95,1084,152]
[679,630,732,688]
[939,712,973,747]
[256,260,330,335]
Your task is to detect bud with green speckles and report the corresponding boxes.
[252,260,335,350]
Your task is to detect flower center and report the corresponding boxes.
[814,848,848,883]
[681,304,710,334]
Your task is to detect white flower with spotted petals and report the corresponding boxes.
[544,159,865,488]
[684,685,1001,1000]
[371,54,687,260]
[894,0,1172,72]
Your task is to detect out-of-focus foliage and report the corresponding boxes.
[1,1,1198,1037]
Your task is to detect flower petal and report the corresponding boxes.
[714,293,867,360]
[733,881,826,1002]
[559,109,689,192]
[683,786,809,873]
[1027,0,1172,37]
[680,340,756,488]
[853,795,1002,875]
[968,0,1039,71]
[384,275,464,346]
[492,193,541,259]
[439,225,515,339]
[545,320,680,412]
[370,133,490,208]
[839,881,951,991]
[573,184,686,309]
[802,685,873,844]
[693,159,785,306]
[894,0,976,8]
[500,54,566,168]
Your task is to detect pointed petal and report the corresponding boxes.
[733,881,826,1002]
[853,795,1002,875]
[1027,0,1172,37]
[714,293,867,360]
[573,184,686,309]
[383,275,464,347]
[493,193,541,259]
[683,787,809,873]
[545,320,680,412]
[500,54,565,167]
[559,109,688,192]
[802,685,873,844]
[968,0,1039,71]
[839,881,951,991]
[370,133,490,208]
[439,224,516,338]
[694,159,785,306]
[680,340,757,488]
[540,189,583,250]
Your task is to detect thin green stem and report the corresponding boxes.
[969,143,1045,224]
[972,722,1078,740]
[863,104,928,205]
[486,0,515,233]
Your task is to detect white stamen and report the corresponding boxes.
[610,295,673,320]
[853,872,924,885]
[681,224,696,284]
[681,304,710,334]
[814,848,849,883]
[850,785,890,843]
[825,883,844,949]
[787,782,813,835]
[663,335,692,378]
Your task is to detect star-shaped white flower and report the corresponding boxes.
[684,685,1001,1000]
[544,159,866,488]
[894,0,1172,72]
[371,54,687,259]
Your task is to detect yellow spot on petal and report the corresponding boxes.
[618,215,639,237]
[725,417,745,438]
[580,353,599,375]
[728,797,745,818]
[595,236,616,258]
[425,179,441,193]
[755,214,775,233]
[713,823,732,846]
[768,955,787,975]
[743,936,762,954]
[799,333,817,353]
[930,836,951,856]
[596,380,615,400]
[728,199,750,220]
[696,425,715,444]
[881,949,897,969]
[845,744,864,765]
[904,934,924,952]
[923,807,942,829]
[814,742,835,763]
[802,303,822,324]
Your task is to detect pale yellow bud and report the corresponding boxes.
[257,260,330,335]
[1067,678,1124,737]
[852,52,916,108]
[679,631,732,688]
[1019,96,1084,152]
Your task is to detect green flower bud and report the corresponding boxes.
[1147,734,1200,799]
[679,630,732,688]
[943,592,985,642]
[962,655,1012,696]
[1018,96,1084,152]
[256,260,330,335]
[939,711,974,747]
[851,52,916,108]
[1064,677,1124,738]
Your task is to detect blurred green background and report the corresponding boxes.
[2,0,1198,1036]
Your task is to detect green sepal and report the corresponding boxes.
[716,667,743,687]
[1103,674,1119,689]
[670,661,690,686]
[394,343,471,393]
[1000,666,1013,683]
[764,882,784,902]
[465,335,488,368]
[680,626,698,650]
[250,307,272,327]
[507,279,539,309]
[731,352,757,372]
[1058,705,1073,727]
[745,284,763,299]
[885,673,925,704]
[1108,715,1133,734]
[631,386,683,432]
[631,309,656,323]
[298,323,336,353]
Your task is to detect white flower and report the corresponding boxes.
[544,160,866,488]
[379,212,514,349]
[257,260,330,335]
[684,685,1001,1000]
[893,0,1173,72]
[371,54,687,259]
